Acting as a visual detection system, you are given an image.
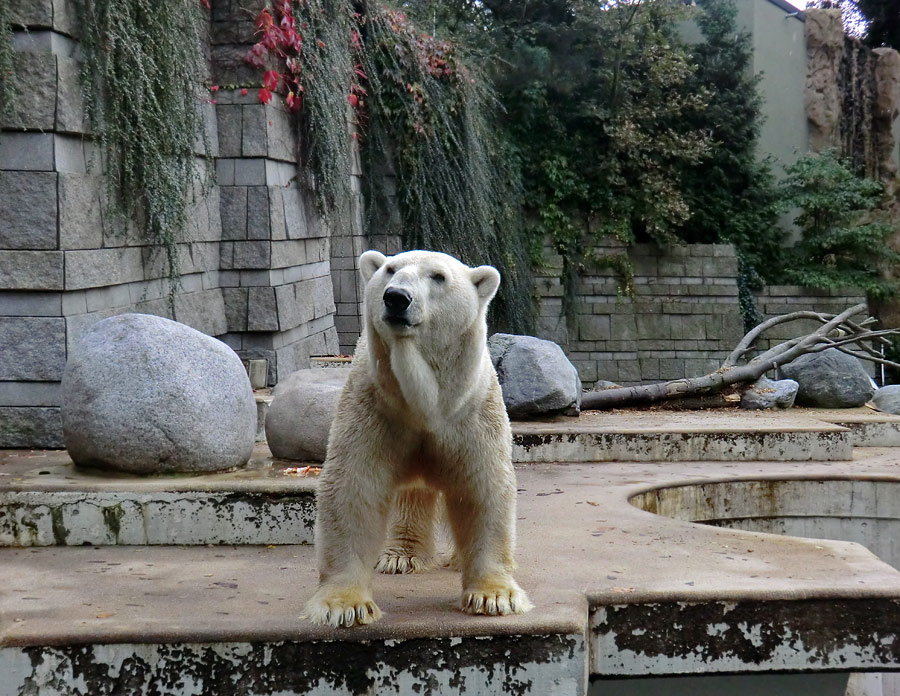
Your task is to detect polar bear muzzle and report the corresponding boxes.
[383,287,413,326]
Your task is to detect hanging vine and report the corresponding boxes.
[245,1,534,332]
[75,0,212,311]
[0,1,15,126]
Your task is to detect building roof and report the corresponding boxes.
[764,0,806,20]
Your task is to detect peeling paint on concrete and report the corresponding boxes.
[512,429,852,463]
[0,490,316,546]
[0,633,585,696]
[590,599,900,676]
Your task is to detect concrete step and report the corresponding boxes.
[0,447,316,547]
[513,410,854,463]
[0,410,874,548]
[4,456,900,694]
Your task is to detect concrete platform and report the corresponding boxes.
[0,447,316,546]
[0,409,877,548]
[4,444,900,693]
[512,409,855,462]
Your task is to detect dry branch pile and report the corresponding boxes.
[581,303,900,411]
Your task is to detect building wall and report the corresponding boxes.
[746,0,810,169]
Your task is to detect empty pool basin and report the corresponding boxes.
[630,478,900,571]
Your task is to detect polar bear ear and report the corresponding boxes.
[470,265,501,305]
[359,250,388,283]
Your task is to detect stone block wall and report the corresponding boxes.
[535,244,871,388]
[0,0,340,447]
[753,285,872,376]
[535,244,746,387]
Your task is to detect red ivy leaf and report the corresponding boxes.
[347,94,358,108]
[258,87,273,104]
[263,70,279,91]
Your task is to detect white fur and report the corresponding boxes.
[303,250,533,627]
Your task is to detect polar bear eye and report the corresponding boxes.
[430,272,446,283]
[385,266,396,276]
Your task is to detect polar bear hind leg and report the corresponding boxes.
[376,486,440,574]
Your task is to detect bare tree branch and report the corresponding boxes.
[581,303,900,411]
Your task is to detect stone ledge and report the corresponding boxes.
[3,450,900,689]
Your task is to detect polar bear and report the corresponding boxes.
[304,249,533,627]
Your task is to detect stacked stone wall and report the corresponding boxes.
[534,244,745,387]
[0,0,340,447]
[534,244,869,388]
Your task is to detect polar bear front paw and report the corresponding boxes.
[303,586,383,628]
[461,579,534,616]
[376,547,428,574]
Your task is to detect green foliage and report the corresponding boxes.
[445,0,714,308]
[290,0,360,226]
[0,1,14,123]
[75,0,211,309]
[493,1,711,249]
[359,5,533,331]
[780,150,899,299]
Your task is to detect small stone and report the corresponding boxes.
[61,313,256,474]
[871,384,900,414]
[780,348,875,408]
[488,333,581,418]
[265,368,349,461]
[740,377,799,410]
[592,380,624,391]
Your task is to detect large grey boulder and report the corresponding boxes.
[61,313,256,474]
[265,368,350,461]
[780,348,875,408]
[871,384,900,414]
[488,333,581,418]
[740,376,799,410]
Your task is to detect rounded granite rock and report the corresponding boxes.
[872,384,900,414]
[488,333,581,418]
[265,368,350,462]
[61,313,256,474]
[780,348,875,408]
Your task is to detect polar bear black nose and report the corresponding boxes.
[383,287,412,314]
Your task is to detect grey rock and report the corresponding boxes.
[241,105,268,157]
[247,286,279,332]
[0,250,63,290]
[219,186,248,240]
[56,56,87,133]
[247,186,271,240]
[61,313,256,474]
[592,380,624,391]
[65,247,144,290]
[0,407,62,449]
[7,53,56,131]
[741,376,799,410]
[0,172,58,250]
[265,368,349,461]
[780,348,875,408]
[0,132,54,171]
[216,105,243,158]
[8,0,53,26]
[488,333,581,418]
[0,317,66,381]
[871,384,900,414]
[58,173,103,250]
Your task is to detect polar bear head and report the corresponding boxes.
[359,250,500,346]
